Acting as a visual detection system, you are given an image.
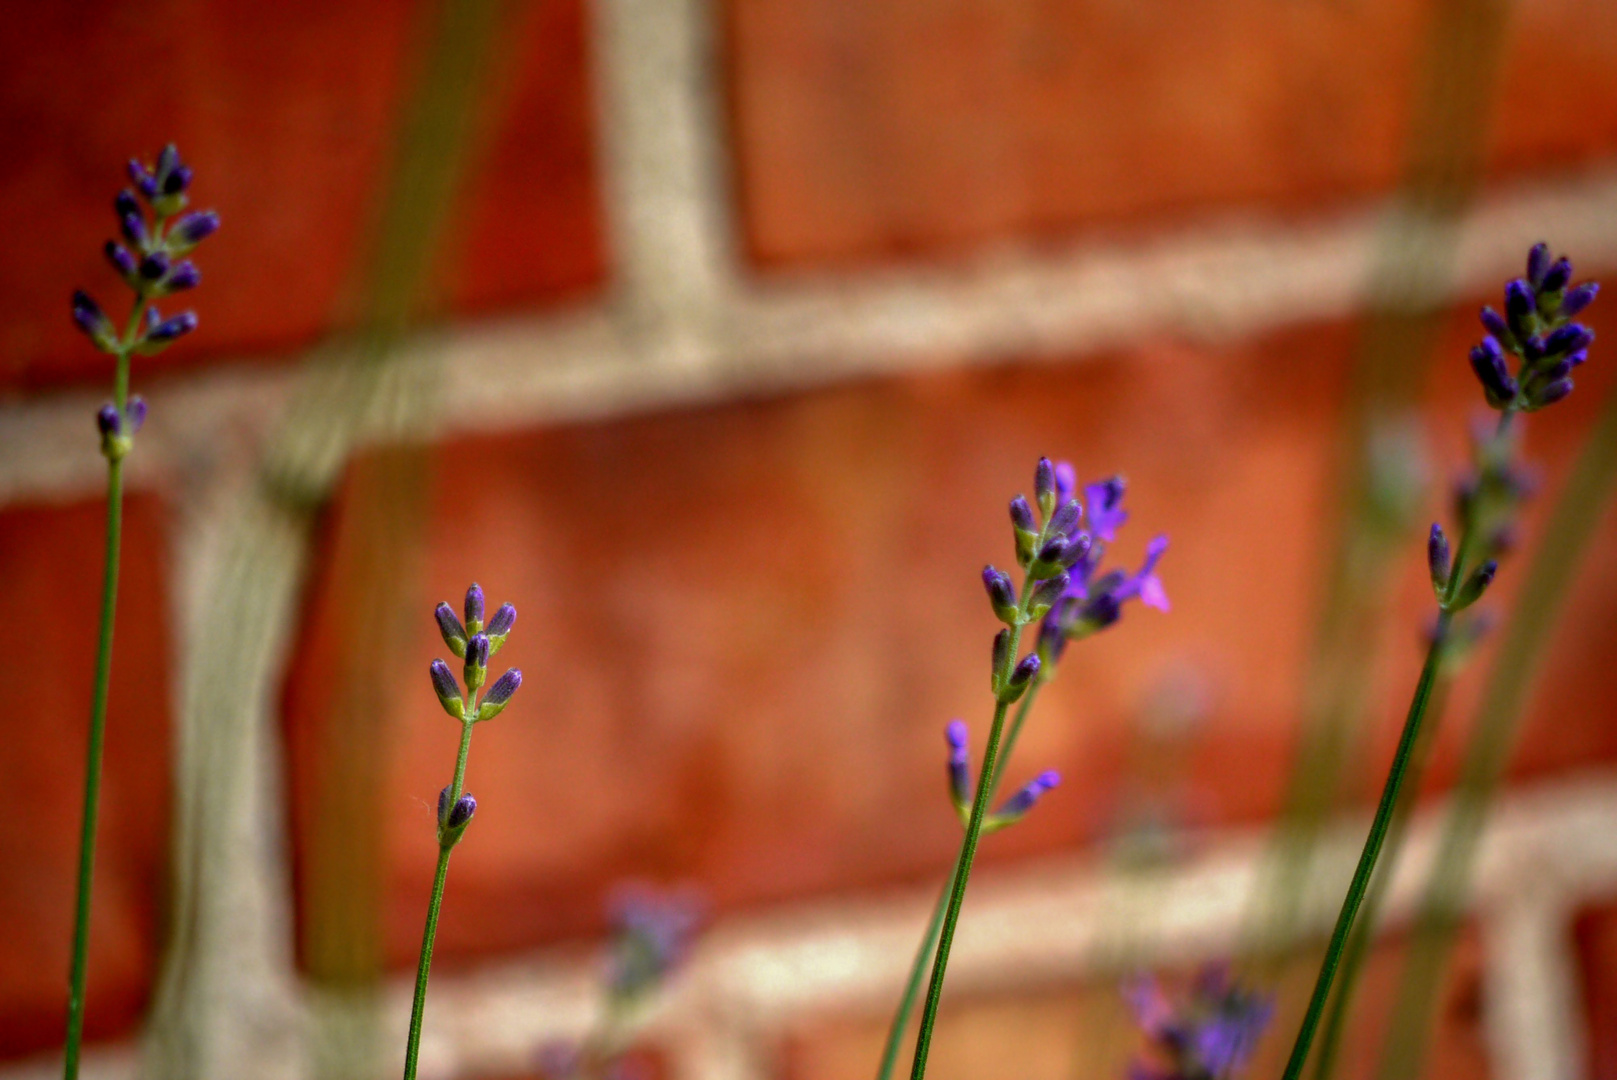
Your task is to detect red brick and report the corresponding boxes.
[723,0,1617,268]
[0,0,603,393]
[0,495,174,1057]
[282,298,1617,971]
[1576,902,1617,1080]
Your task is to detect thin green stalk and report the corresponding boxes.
[64,293,150,1080]
[1309,676,1452,1080]
[874,685,1043,1080]
[1278,611,1452,1080]
[401,715,476,1080]
[1375,384,1617,1080]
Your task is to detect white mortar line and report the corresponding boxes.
[1482,890,1592,1080]
[6,165,1617,509]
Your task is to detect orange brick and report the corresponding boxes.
[0,495,174,1056]
[723,0,1617,268]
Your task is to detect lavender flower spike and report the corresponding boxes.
[945,720,971,810]
[1127,964,1273,1080]
[429,659,465,719]
[476,668,522,721]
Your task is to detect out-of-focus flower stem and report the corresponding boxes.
[63,298,153,1080]
[402,713,476,1080]
[874,683,1044,1080]
[1279,610,1451,1080]
[1375,383,1617,1080]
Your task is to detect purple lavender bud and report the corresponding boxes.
[163,260,200,292]
[1058,532,1093,568]
[429,659,465,719]
[995,770,1060,819]
[1427,523,1450,596]
[96,404,121,437]
[139,251,169,281]
[125,396,147,434]
[434,602,468,656]
[1009,495,1035,533]
[114,189,140,219]
[104,241,136,280]
[464,633,490,690]
[1505,278,1536,338]
[437,784,452,825]
[1027,571,1069,619]
[1469,338,1518,407]
[1527,243,1551,288]
[1533,377,1574,408]
[945,720,970,807]
[169,210,220,250]
[464,582,485,632]
[71,290,115,350]
[1541,257,1572,293]
[1035,535,1067,567]
[145,310,197,344]
[1085,477,1128,541]
[127,159,158,199]
[447,792,476,829]
[155,144,180,182]
[1046,498,1082,539]
[1561,282,1599,318]
[120,212,147,249]
[1034,457,1056,515]
[162,163,193,196]
[1053,461,1076,506]
[1567,349,1589,369]
[1006,652,1040,695]
[1453,559,1498,609]
[475,668,523,720]
[1479,306,1512,344]
[983,566,1018,624]
[1545,323,1593,356]
[485,602,517,638]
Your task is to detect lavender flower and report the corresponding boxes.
[429,659,465,719]
[464,582,485,633]
[993,770,1060,821]
[606,884,705,1001]
[1127,965,1273,1080]
[1086,477,1129,541]
[463,632,490,691]
[435,602,468,657]
[1469,245,1599,412]
[476,668,522,721]
[486,602,517,641]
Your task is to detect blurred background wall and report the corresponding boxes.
[4,0,1617,1078]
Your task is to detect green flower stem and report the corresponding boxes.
[908,579,1043,1080]
[63,295,151,1080]
[402,710,477,1080]
[1278,609,1451,1080]
[874,684,1043,1080]
[1309,675,1452,1080]
[1375,385,1617,1080]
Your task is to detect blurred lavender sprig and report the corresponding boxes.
[63,146,217,1080]
[1127,965,1273,1080]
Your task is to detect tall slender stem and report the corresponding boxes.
[64,295,147,1080]
[1278,610,1450,1080]
[401,716,476,1080]
[874,686,1043,1080]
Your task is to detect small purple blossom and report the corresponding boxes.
[994,769,1060,820]
[485,602,517,638]
[1085,477,1129,541]
[1126,964,1273,1080]
[435,601,468,655]
[476,668,522,721]
[429,659,464,719]
[1468,245,1598,412]
[945,720,970,807]
[982,565,1018,623]
[464,582,485,630]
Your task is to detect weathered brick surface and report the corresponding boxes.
[276,298,1617,973]
[723,0,1617,268]
[0,0,604,392]
[781,933,1488,1080]
[1576,902,1617,1079]
[0,496,174,1056]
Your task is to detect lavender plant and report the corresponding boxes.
[897,458,1168,1080]
[1277,244,1598,1080]
[1126,965,1273,1080]
[63,146,217,1080]
[402,584,523,1080]
[538,885,705,1080]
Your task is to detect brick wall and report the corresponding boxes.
[3,0,1617,1077]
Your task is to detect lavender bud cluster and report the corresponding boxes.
[1126,964,1273,1080]
[1471,243,1598,412]
[72,145,220,460]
